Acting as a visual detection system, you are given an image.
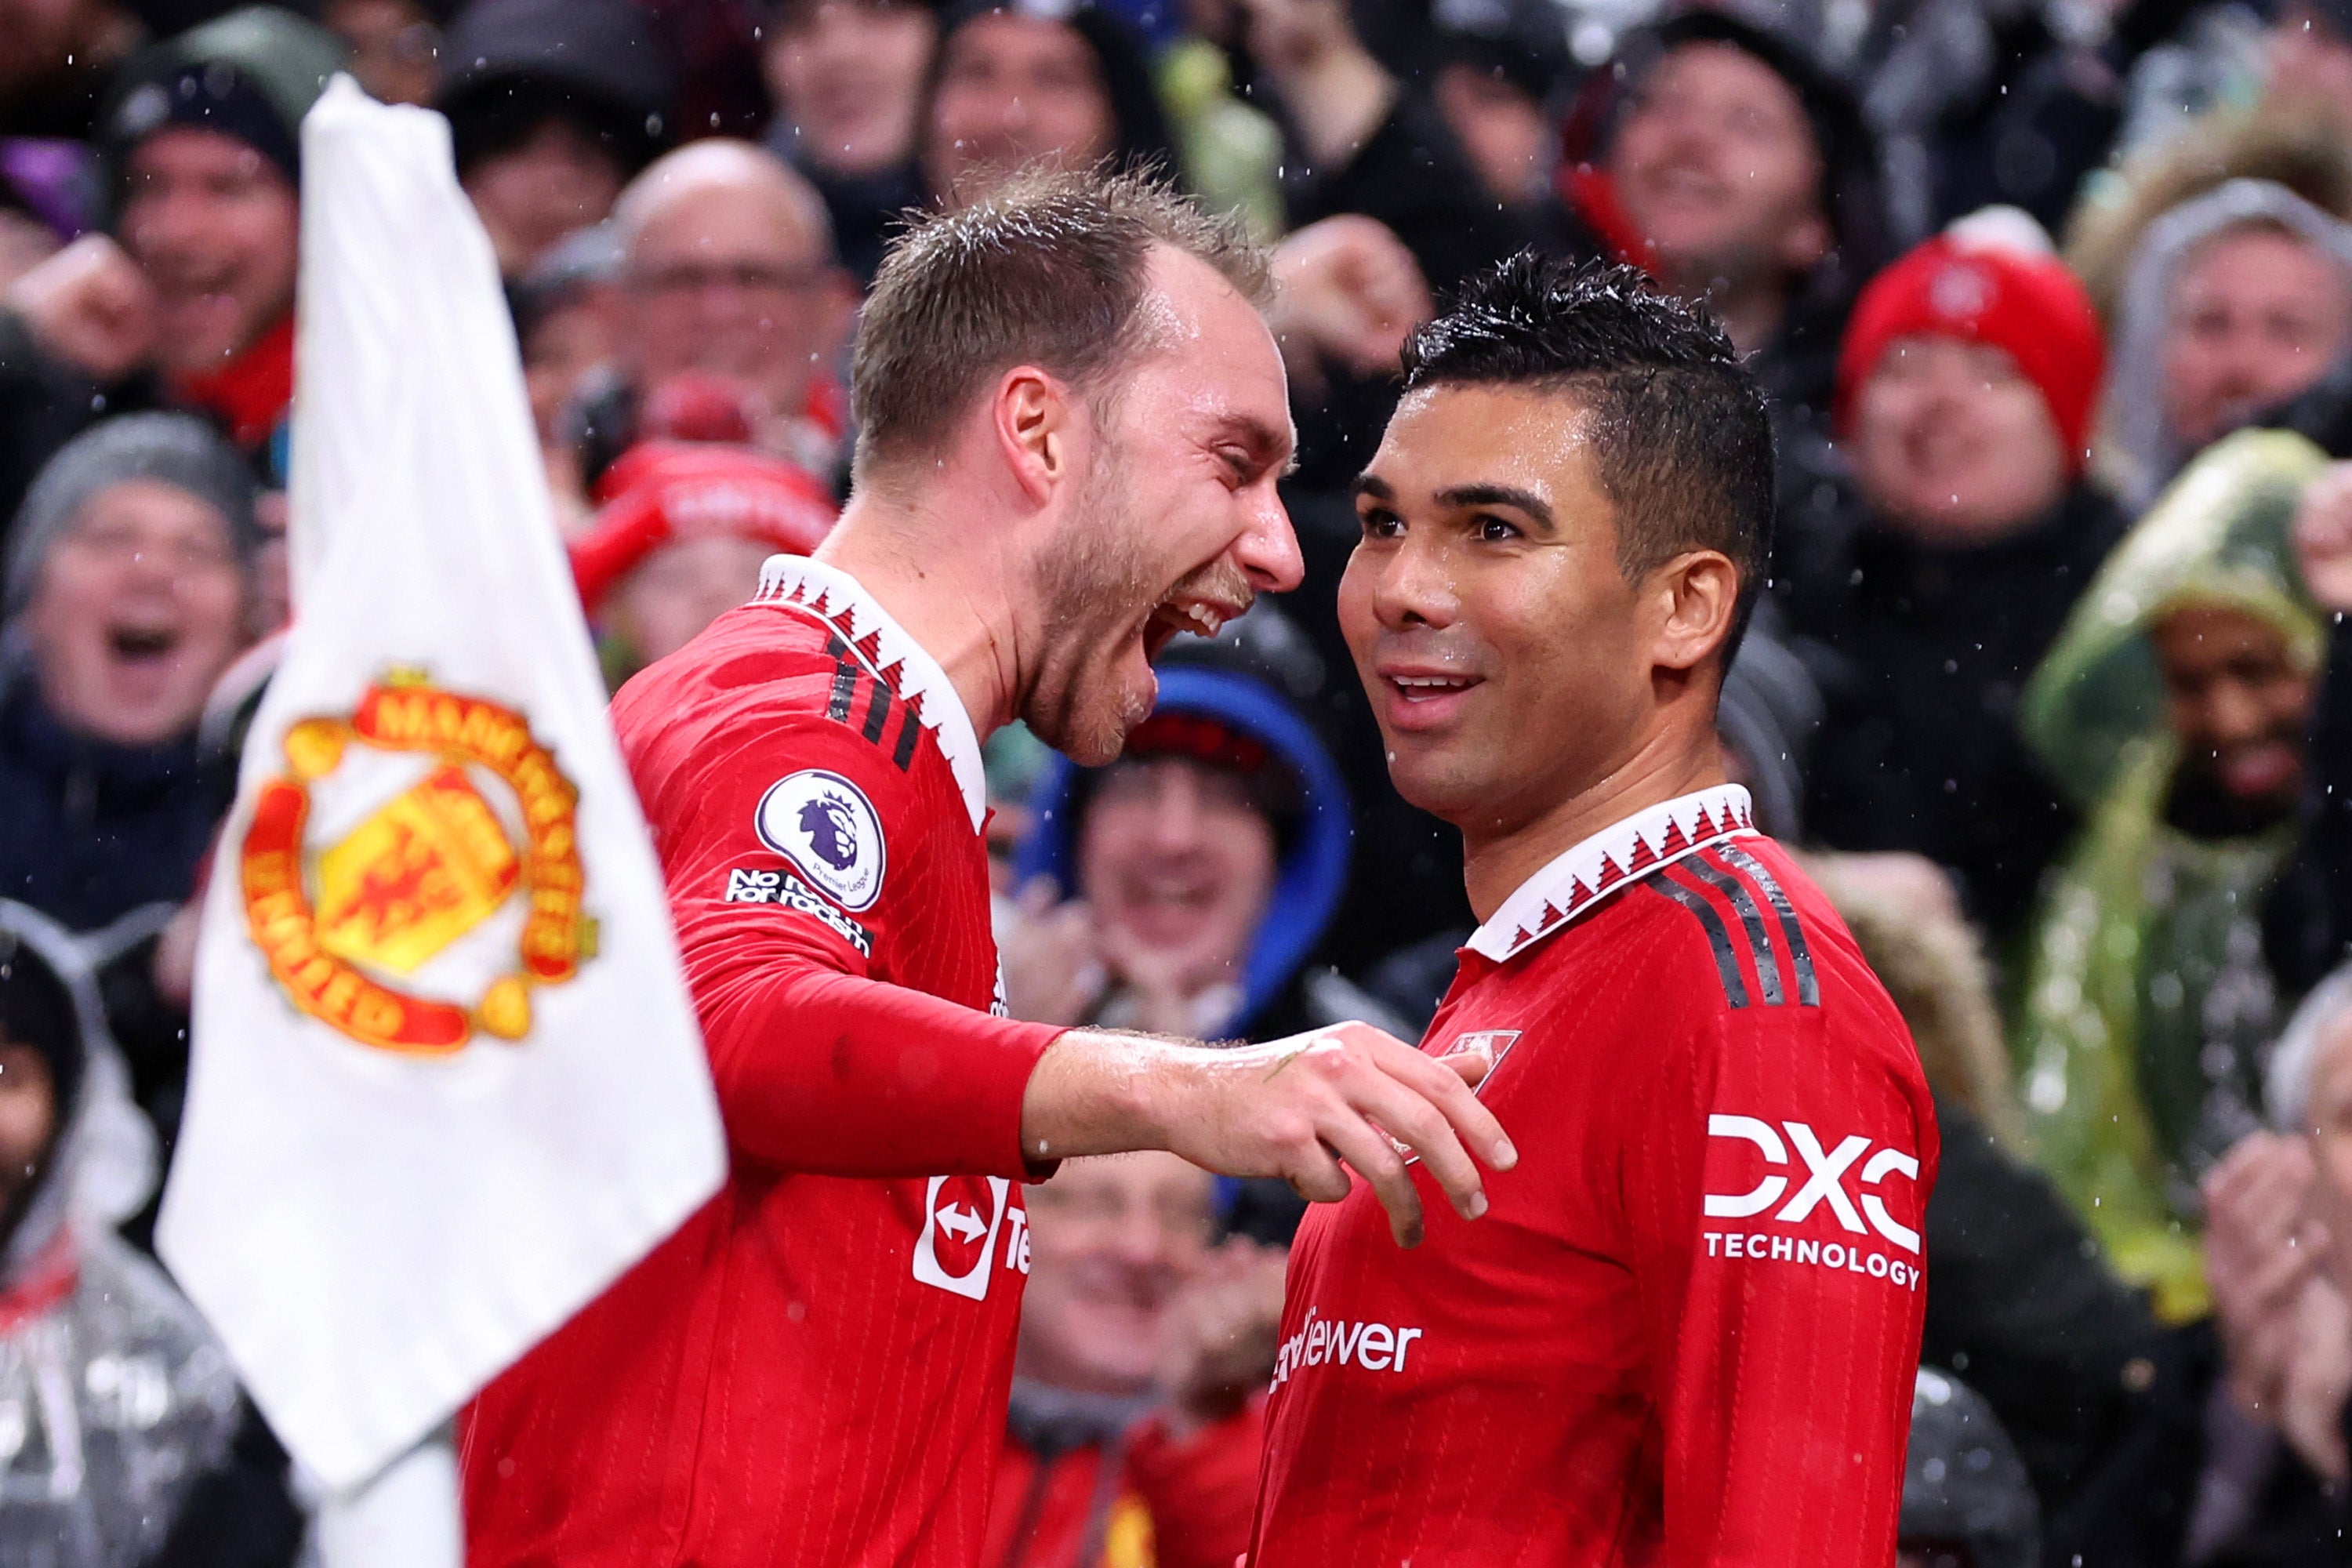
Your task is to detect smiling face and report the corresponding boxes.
[1343,383,1661,837]
[24,478,248,748]
[2163,225,2352,452]
[120,127,299,376]
[1018,246,1301,764]
[1609,42,1828,292]
[624,173,853,419]
[765,0,938,179]
[461,116,629,278]
[2149,602,2314,816]
[1018,1150,1218,1394]
[1077,753,1277,996]
[927,13,1116,201]
[1852,333,2071,544]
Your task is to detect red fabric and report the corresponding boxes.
[0,1230,78,1338]
[1833,235,2106,470]
[1561,164,1657,275]
[168,313,295,450]
[570,441,838,609]
[1249,837,1937,1566]
[462,596,1066,1566]
[984,1403,1267,1568]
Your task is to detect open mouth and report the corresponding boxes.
[1142,593,1245,662]
[107,624,180,666]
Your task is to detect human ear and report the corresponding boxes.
[1649,550,1740,673]
[991,366,1076,506]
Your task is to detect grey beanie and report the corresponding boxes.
[1902,1367,2042,1568]
[4,413,260,621]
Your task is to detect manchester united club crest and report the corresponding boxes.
[237,671,593,1055]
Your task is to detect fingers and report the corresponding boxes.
[1316,1113,1428,1247]
[1358,1029,1517,1171]
[1335,1054,1492,1228]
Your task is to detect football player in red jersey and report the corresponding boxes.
[1247,256,1939,1565]
[459,170,1515,1567]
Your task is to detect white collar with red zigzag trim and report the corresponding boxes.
[1464,784,1756,964]
[751,555,988,833]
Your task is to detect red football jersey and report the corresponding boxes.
[1249,786,1938,1566]
[463,557,1065,1566]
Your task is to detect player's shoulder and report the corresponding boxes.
[1624,835,1911,1048]
[615,602,958,840]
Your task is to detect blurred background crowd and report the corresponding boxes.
[4,0,2352,1560]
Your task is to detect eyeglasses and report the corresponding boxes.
[630,260,832,299]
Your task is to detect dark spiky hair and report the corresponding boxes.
[1402,253,1776,664]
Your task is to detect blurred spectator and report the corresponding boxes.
[2016,430,2329,1326]
[569,440,837,688]
[0,5,341,524]
[1427,0,1573,217]
[1899,1368,2043,1568]
[2190,967,2352,1563]
[1575,14,1888,380]
[989,1152,1276,1568]
[577,139,855,486]
[1787,214,2119,937]
[924,0,1174,206]
[0,0,143,141]
[760,0,938,285]
[0,414,253,933]
[637,0,772,143]
[1153,5,1283,239]
[2264,460,2352,996]
[2067,96,2352,325]
[1003,605,1378,1044]
[510,222,624,531]
[1814,852,2172,1552]
[1234,0,1524,293]
[437,0,676,278]
[322,0,451,107]
[2098,179,2352,512]
[0,904,301,1568]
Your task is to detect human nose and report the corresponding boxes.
[1367,529,1459,630]
[1235,485,1304,593]
[1147,769,1210,851]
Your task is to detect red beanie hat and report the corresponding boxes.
[1834,223,2105,472]
[570,441,837,610]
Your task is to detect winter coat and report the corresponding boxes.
[1785,481,2125,938]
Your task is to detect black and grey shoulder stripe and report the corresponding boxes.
[1648,847,1820,1011]
[820,633,922,772]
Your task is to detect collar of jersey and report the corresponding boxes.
[751,555,988,833]
[1465,783,1755,964]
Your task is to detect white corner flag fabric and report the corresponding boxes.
[157,78,726,1495]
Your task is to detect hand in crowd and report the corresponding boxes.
[1233,0,1393,167]
[998,878,1107,1027]
[1268,216,1431,389]
[2202,1131,2352,1481]
[2295,459,2352,614]
[1155,1236,1290,1436]
[5,234,158,383]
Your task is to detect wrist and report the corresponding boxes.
[1020,1029,1196,1162]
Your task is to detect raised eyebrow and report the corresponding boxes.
[1435,483,1555,532]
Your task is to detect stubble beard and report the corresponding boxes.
[1024,460,1162,765]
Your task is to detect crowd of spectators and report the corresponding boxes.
[7,0,2352,1559]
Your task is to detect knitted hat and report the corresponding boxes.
[4,413,262,621]
[570,441,837,610]
[101,7,347,191]
[1835,211,2106,473]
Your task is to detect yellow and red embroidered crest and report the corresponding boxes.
[238,672,592,1054]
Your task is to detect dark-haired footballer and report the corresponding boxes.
[1247,256,1938,1566]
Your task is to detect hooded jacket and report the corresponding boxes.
[0,901,249,1568]
[2096,179,2352,513]
[1012,606,1361,1044]
[2015,429,2328,1323]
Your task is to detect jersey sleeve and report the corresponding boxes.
[651,706,1063,1180]
[1620,962,1938,1566]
